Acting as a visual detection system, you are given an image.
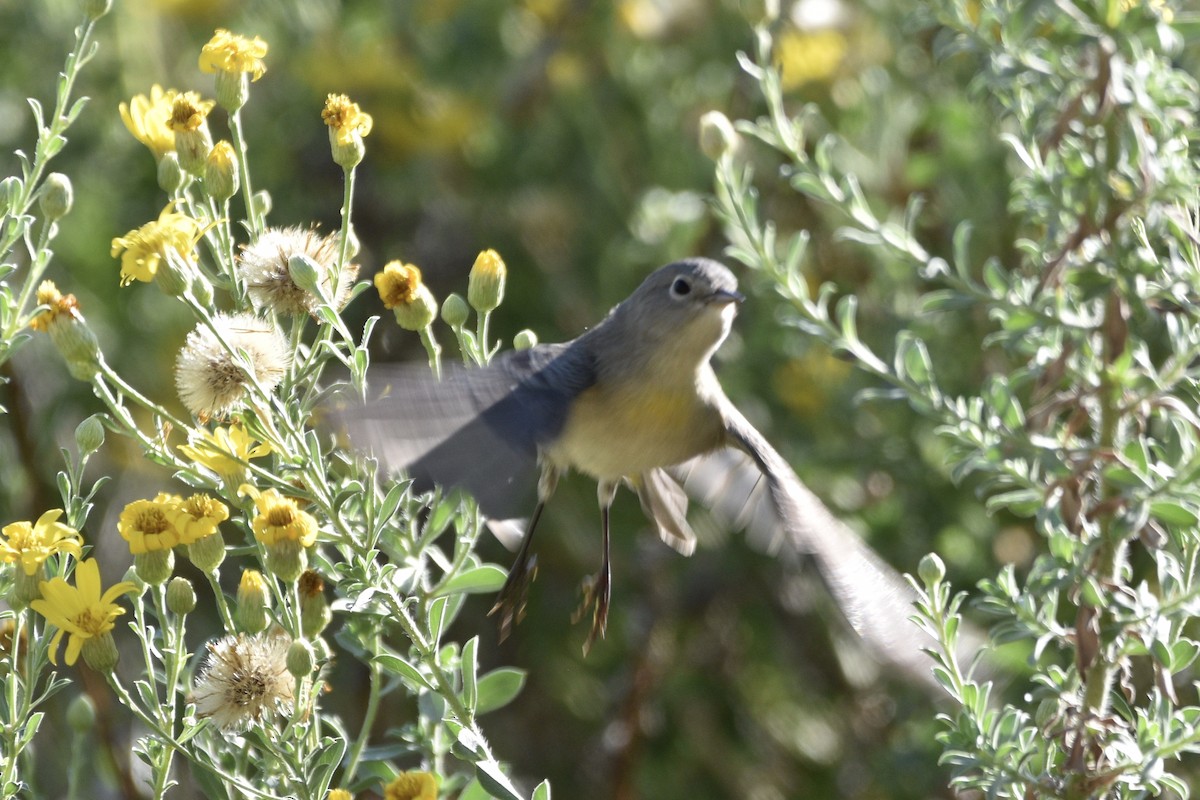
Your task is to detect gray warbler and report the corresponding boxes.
[342,258,934,676]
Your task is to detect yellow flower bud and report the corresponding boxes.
[299,570,331,638]
[467,249,506,313]
[204,140,239,202]
[236,569,271,634]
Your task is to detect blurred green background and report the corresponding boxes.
[1,0,1026,797]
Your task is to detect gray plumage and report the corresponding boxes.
[341,258,940,681]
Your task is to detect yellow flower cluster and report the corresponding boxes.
[118,493,229,555]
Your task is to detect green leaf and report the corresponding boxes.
[475,760,524,800]
[461,636,479,712]
[375,481,408,534]
[475,667,527,715]
[1150,500,1198,527]
[438,565,507,596]
[532,780,551,800]
[374,653,433,691]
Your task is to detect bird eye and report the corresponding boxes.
[670,277,692,298]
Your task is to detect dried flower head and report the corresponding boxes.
[174,313,290,420]
[193,632,295,731]
[119,85,178,161]
[238,227,357,315]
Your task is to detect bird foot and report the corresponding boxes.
[488,554,538,642]
[571,570,611,655]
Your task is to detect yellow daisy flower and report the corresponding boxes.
[179,423,272,480]
[384,771,438,800]
[118,495,184,554]
[30,558,137,668]
[199,29,269,80]
[240,485,319,582]
[241,486,318,547]
[176,493,230,545]
[0,509,82,576]
[119,85,178,160]
[110,203,205,287]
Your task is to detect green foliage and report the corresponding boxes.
[715,1,1200,796]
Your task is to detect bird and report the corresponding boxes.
[341,257,937,677]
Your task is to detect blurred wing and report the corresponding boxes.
[337,343,595,520]
[631,469,697,556]
[669,399,942,687]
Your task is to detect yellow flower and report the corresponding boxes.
[118,495,184,555]
[322,93,373,146]
[241,486,318,547]
[199,29,268,80]
[383,771,438,800]
[166,92,216,133]
[235,568,271,632]
[467,249,506,313]
[168,93,216,174]
[119,85,178,160]
[176,493,230,545]
[776,29,847,90]
[179,423,272,479]
[27,281,102,380]
[30,558,137,666]
[327,790,353,800]
[110,203,205,287]
[0,509,83,576]
[375,261,423,309]
[29,281,81,333]
[375,261,437,331]
[322,93,372,168]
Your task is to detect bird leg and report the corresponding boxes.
[489,465,558,642]
[574,482,616,654]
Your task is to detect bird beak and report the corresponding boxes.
[708,289,745,305]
